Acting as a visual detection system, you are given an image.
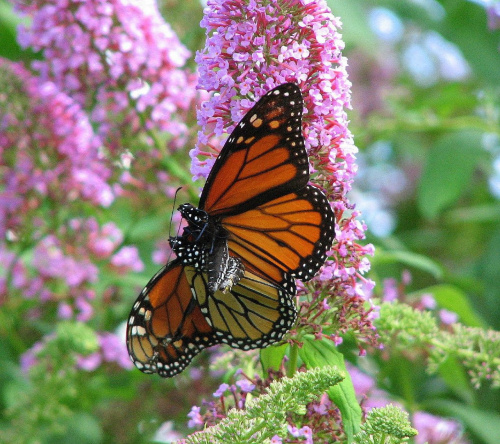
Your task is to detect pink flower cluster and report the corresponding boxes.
[77,330,133,371]
[21,329,133,373]
[193,0,376,345]
[194,0,355,190]
[4,0,201,378]
[0,61,114,240]
[15,0,197,147]
[0,215,141,324]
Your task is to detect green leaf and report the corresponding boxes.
[429,400,500,444]
[0,1,23,61]
[260,344,288,372]
[326,0,375,49]
[411,284,486,328]
[417,130,484,219]
[435,356,475,405]
[0,1,40,62]
[476,228,500,328]
[373,249,444,279]
[299,336,361,442]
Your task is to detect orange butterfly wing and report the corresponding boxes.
[199,83,335,282]
[199,83,309,216]
[126,261,215,377]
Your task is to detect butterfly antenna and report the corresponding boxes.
[169,187,183,239]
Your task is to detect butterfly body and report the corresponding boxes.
[172,203,245,293]
[127,83,336,377]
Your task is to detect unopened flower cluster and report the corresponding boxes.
[186,371,344,443]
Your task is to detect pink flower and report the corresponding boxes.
[20,341,45,373]
[413,411,467,444]
[213,383,230,397]
[58,302,73,320]
[77,353,102,372]
[487,3,500,31]
[287,425,313,443]
[88,222,124,258]
[187,406,204,429]
[99,331,133,369]
[421,293,437,310]
[382,278,399,302]
[439,309,459,325]
[33,235,98,287]
[235,379,255,393]
[111,246,144,272]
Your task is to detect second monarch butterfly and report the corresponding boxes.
[127,83,335,377]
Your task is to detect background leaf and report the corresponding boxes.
[260,344,288,372]
[412,284,487,327]
[417,130,485,219]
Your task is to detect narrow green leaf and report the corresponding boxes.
[435,356,475,405]
[299,336,361,442]
[411,284,486,328]
[260,343,288,372]
[417,130,484,219]
[374,249,444,279]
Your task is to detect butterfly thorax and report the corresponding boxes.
[170,203,245,293]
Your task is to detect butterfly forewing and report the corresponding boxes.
[199,83,309,216]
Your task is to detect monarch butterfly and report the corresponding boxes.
[127,83,335,377]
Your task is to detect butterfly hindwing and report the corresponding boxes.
[185,266,297,350]
[223,185,336,282]
[199,83,309,216]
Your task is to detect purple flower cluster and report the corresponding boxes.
[382,271,462,327]
[193,0,377,346]
[21,328,133,373]
[3,0,200,380]
[0,61,114,240]
[77,330,133,371]
[287,425,313,444]
[0,215,142,322]
[15,0,197,148]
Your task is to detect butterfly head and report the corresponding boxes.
[178,203,208,227]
